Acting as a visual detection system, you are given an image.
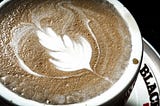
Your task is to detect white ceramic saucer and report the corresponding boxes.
[126,38,160,106]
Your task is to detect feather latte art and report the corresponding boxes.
[0,0,131,105]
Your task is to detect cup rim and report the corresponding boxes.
[0,0,143,106]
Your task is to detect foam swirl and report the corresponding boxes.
[10,24,44,77]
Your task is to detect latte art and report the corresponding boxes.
[36,27,112,82]
[0,0,131,105]
[36,28,92,72]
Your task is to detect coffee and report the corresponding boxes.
[0,0,131,105]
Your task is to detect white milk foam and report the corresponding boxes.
[36,27,92,72]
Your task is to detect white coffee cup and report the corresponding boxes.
[0,0,143,105]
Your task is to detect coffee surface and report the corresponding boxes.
[0,0,131,104]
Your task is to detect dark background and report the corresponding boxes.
[119,0,160,53]
[0,0,160,106]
